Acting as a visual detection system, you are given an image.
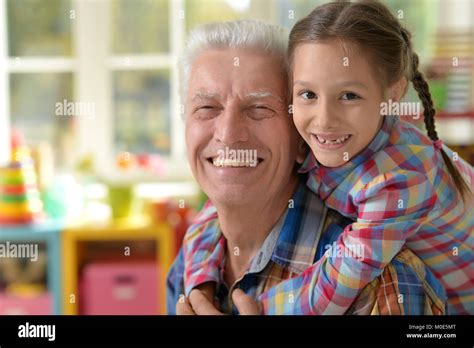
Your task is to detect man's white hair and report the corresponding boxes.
[180,19,289,102]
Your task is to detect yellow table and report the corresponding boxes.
[62,220,174,315]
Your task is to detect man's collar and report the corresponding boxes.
[248,210,286,274]
[247,177,327,275]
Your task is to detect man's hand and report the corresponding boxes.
[176,282,221,315]
[231,289,261,315]
[175,295,196,315]
[176,286,261,315]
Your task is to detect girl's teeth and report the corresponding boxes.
[316,135,350,144]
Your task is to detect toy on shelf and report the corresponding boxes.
[106,152,167,223]
[107,183,140,222]
[0,130,44,225]
[116,151,166,176]
[429,30,473,114]
[0,250,47,286]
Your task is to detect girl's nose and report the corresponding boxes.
[312,100,340,131]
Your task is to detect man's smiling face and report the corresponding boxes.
[185,48,305,206]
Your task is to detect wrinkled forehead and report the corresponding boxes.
[187,48,289,103]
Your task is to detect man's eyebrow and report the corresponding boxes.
[245,91,284,103]
[246,91,274,98]
[191,92,220,102]
[191,91,284,104]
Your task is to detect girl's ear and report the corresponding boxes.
[389,77,408,102]
[296,138,309,164]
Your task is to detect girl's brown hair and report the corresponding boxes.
[288,0,470,199]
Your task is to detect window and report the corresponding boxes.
[111,0,172,158]
[10,72,73,166]
[113,70,171,156]
[3,0,74,169]
[185,0,275,30]
[112,0,169,54]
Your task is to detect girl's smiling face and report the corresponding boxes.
[292,41,389,168]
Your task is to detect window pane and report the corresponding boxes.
[7,0,72,56]
[384,0,438,62]
[113,70,171,156]
[9,73,74,168]
[277,0,324,28]
[185,0,274,32]
[112,0,169,54]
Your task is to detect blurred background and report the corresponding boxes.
[0,0,473,315]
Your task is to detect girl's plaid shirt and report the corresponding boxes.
[168,178,447,315]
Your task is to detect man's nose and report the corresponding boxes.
[214,105,249,145]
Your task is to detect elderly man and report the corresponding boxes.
[167,20,447,315]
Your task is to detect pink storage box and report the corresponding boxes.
[79,262,160,315]
[0,292,52,315]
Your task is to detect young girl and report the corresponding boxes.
[182,0,474,314]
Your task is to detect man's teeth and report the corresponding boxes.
[212,158,257,167]
[316,134,350,145]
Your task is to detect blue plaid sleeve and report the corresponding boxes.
[166,247,185,315]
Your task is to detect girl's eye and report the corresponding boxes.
[341,92,360,100]
[299,91,316,100]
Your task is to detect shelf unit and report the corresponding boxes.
[61,220,174,315]
[0,220,63,314]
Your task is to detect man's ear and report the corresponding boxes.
[296,138,308,165]
[388,77,408,102]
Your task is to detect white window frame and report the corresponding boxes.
[73,0,190,182]
[0,0,191,182]
[1,0,78,168]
